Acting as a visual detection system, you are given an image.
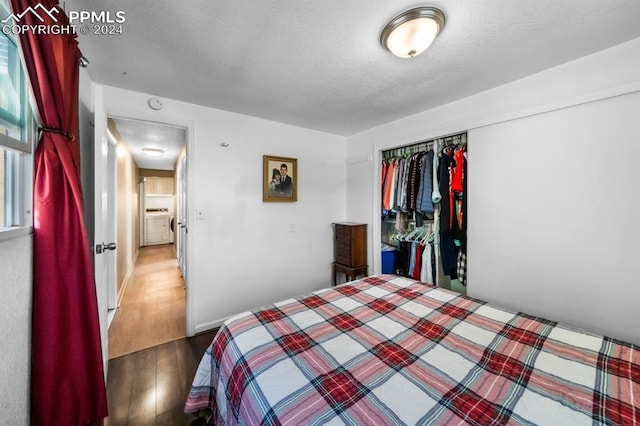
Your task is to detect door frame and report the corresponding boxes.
[139,180,146,246]
[176,153,187,274]
[104,106,196,336]
[105,129,118,317]
[92,85,116,371]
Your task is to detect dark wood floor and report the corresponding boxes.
[104,330,217,426]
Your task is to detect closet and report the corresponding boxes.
[380,132,467,294]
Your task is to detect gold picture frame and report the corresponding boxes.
[263,155,298,202]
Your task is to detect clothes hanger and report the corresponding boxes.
[407,225,428,242]
[416,227,429,243]
[404,228,418,242]
[419,224,435,245]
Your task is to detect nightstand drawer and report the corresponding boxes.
[335,225,351,241]
[332,222,367,269]
[335,247,350,264]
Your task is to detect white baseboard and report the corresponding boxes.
[194,316,230,335]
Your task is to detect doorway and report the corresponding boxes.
[103,116,189,358]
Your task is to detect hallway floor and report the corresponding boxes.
[109,244,186,359]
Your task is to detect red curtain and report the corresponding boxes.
[10,0,108,424]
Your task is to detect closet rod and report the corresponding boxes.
[382,131,467,160]
[439,133,467,147]
[382,141,433,160]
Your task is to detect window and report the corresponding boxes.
[0,0,35,238]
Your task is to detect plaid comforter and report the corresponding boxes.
[185,275,640,425]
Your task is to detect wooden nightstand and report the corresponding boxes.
[332,222,367,285]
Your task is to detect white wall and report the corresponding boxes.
[115,139,139,296]
[347,38,640,343]
[102,86,347,333]
[469,92,640,343]
[0,233,31,425]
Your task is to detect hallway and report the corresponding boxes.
[109,244,186,359]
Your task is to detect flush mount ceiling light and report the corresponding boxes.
[380,6,446,58]
[142,148,164,157]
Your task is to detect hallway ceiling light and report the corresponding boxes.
[142,148,164,157]
[380,6,446,58]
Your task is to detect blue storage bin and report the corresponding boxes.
[381,249,396,274]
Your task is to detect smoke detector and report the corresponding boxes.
[148,97,164,110]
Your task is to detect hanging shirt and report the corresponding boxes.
[416,156,424,212]
[395,211,409,233]
[449,156,455,230]
[394,158,405,211]
[381,161,388,189]
[451,147,465,193]
[381,160,388,213]
[400,157,412,211]
[450,147,466,246]
[417,150,434,214]
[432,141,441,204]
[382,160,395,211]
[456,155,468,251]
[393,242,409,276]
[412,243,424,280]
[439,232,458,278]
[405,155,417,211]
[390,159,400,211]
[457,251,467,286]
[421,241,434,284]
[408,242,417,279]
[407,152,424,211]
[381,161,386,212]
[439,152,452,233]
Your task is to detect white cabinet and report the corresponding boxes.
[145,177,174,195]
[145,215,170,245]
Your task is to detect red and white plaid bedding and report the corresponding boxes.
[185,275,640,425]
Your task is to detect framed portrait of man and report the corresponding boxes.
[263,155,297,202]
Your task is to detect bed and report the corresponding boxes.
[185,275,639,425]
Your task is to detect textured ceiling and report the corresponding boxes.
[68,1,640,136]
[110,117,185,171]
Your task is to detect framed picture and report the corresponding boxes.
[263,155,297,202]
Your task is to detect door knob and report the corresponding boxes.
[95,242,115,254]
